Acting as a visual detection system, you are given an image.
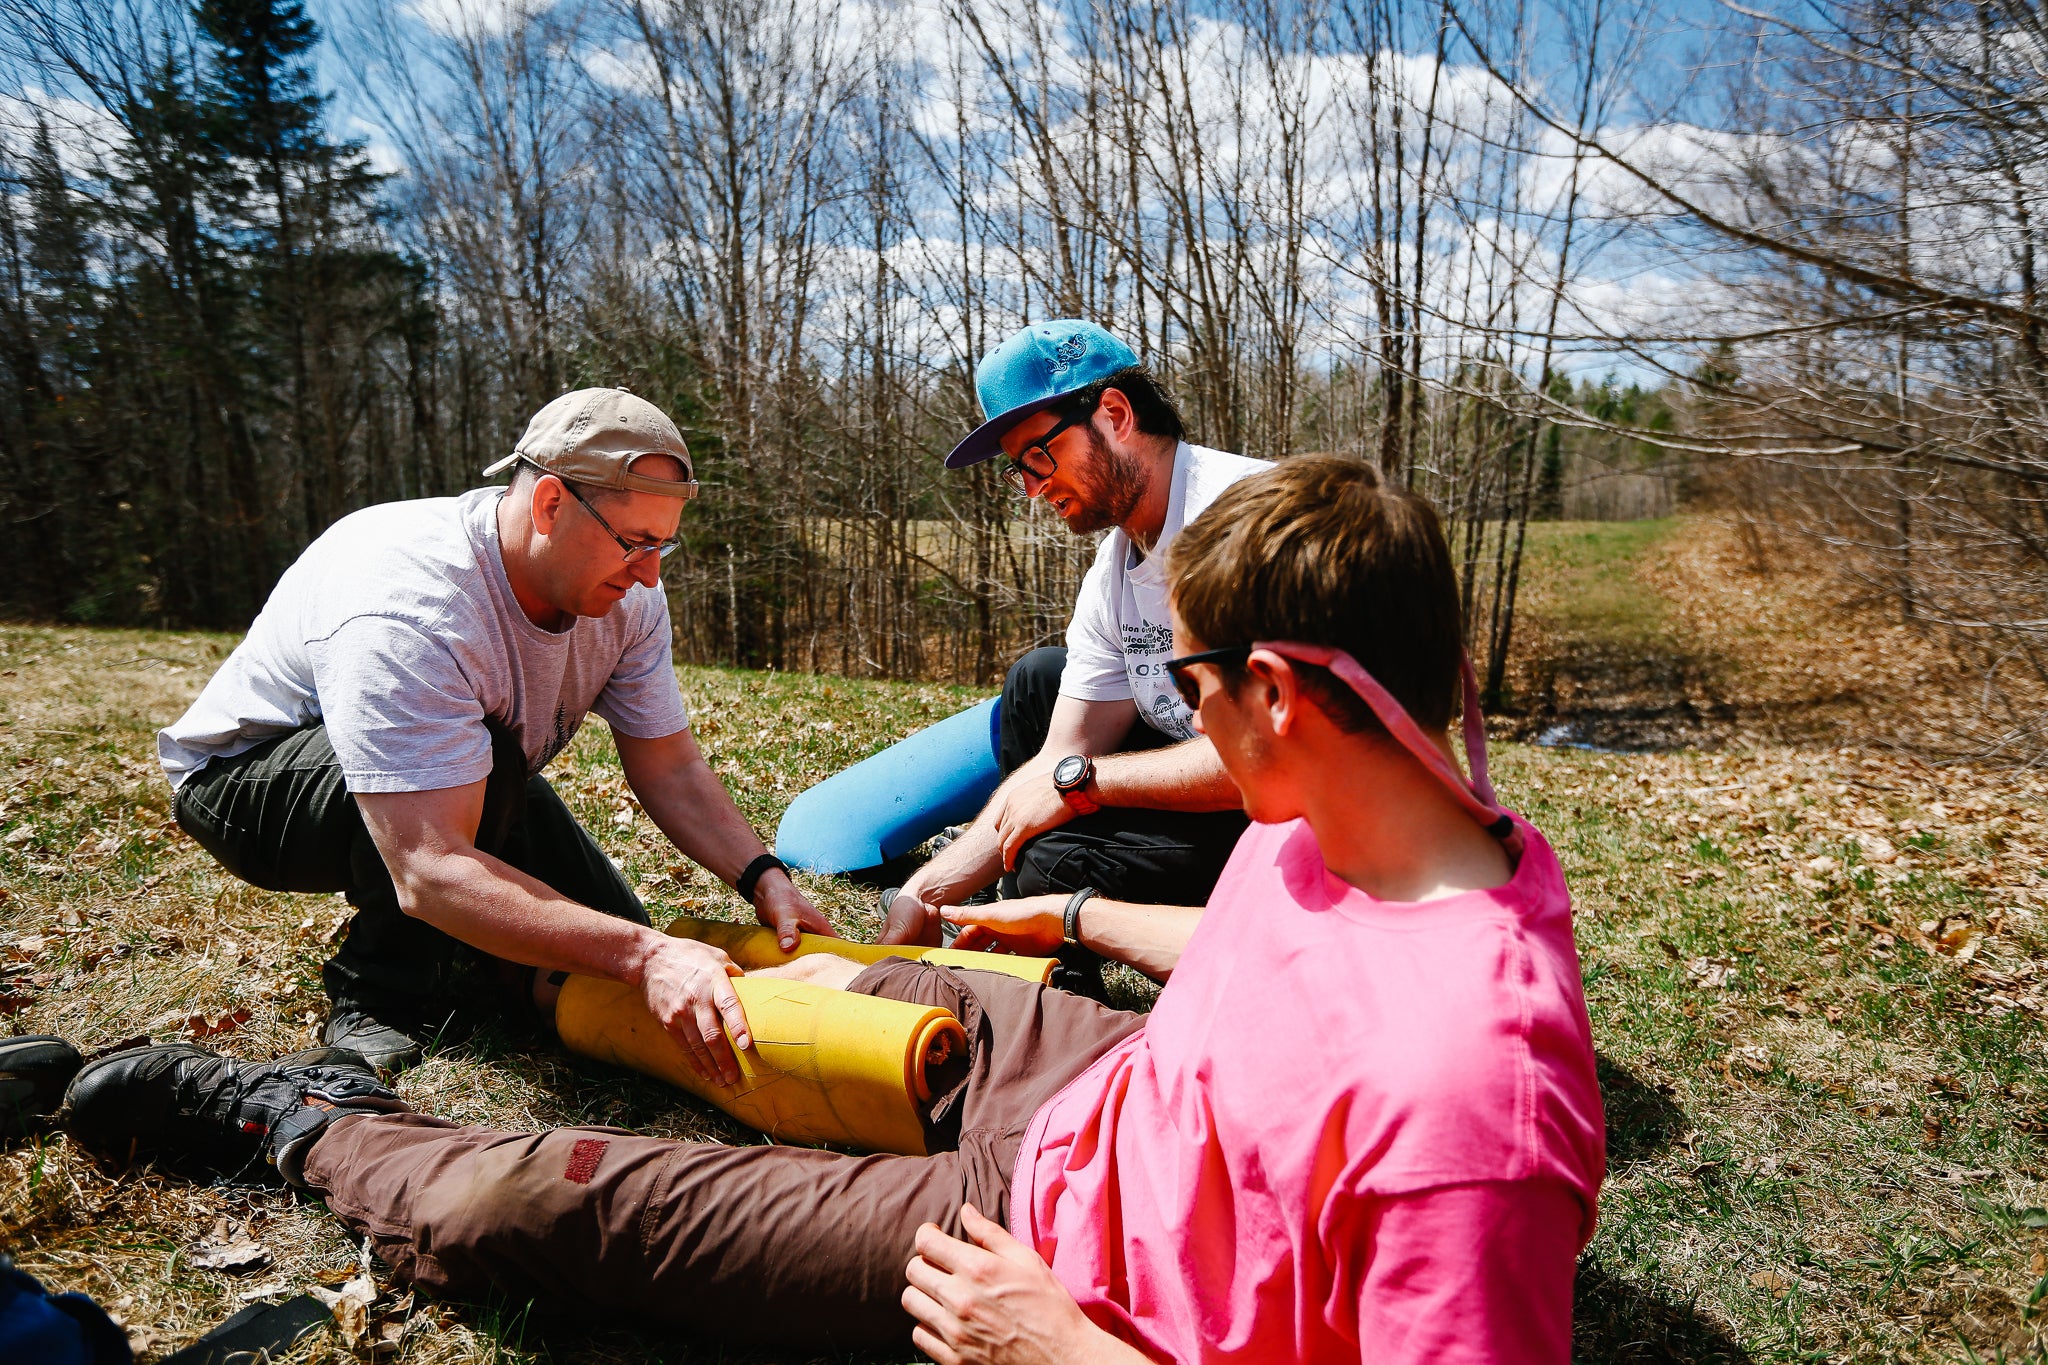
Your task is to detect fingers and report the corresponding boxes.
[903,1276,967,1365]
[959,1202,1026,1258]
[663,1004,727,1086]
[881,891,943,947]
[909,1322,963,1365]
[757,885,807,951]
[913,1219,996,1278]
[797,900,839,938]
[654,959,748,1086]
[951,924,994,953]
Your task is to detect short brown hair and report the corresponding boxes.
[1167,455,1464,733]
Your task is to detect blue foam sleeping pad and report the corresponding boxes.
[774,697,1003,875]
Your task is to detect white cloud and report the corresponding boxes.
[345,116,407,177]
[404,0,545,40]
[0,86,125,178]
[582,41,659,95]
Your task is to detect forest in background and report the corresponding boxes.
[0,0,2039,754]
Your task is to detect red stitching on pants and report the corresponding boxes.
[563,1138,608,1185]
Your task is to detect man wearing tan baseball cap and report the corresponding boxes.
[158,388,835,1081]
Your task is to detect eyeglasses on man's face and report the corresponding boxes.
[1162,645,1254,711]
[559,479,685,564]
[1000,407,1093,495]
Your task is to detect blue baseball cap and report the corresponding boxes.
[943,320,1140,469]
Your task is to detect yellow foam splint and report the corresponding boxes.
[552,919,1056,1156]
[660,915,1059,985]
[555,973,965,1155]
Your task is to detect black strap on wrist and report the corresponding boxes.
[735,853,787,907]
[1063,887,1099,946]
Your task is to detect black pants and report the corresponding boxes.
[998,647,1249,907]
[172,722,648,1025]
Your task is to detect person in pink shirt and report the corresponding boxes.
[52,455,1604,1363]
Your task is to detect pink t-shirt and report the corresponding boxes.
[1010,815,1606,1363]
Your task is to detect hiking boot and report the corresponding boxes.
[62,1043,407,1185]
[0,1036,83,1140]
[322,1006,434,1075]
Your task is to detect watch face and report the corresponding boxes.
[1054,755,1088,790]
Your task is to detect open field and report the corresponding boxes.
[3,516,2048,1362]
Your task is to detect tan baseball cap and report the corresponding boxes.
[482,387,699,499]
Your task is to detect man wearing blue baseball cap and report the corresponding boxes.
[880,322,1269,984]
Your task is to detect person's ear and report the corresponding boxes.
[1096,387,1138,446]
[530,475,567,537]
[1243,651,1298,737]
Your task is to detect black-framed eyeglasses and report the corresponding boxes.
[1000,406,1093,495]
[559,479,685,563]
[1162,645,1253,710]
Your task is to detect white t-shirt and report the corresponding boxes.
[157,488,690,793]
[1060,443,1271,740]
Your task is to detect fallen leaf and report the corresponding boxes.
[1688,957,1737,989]
[311,1272,377,1348]
[1731,1044,1772,1074]
[190,1240,272,1273]
[184,1009,252,1040]
[1939,923,1983,962]
[1750,1270,1791,1294]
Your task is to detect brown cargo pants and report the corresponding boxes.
[301,958,1145,1351]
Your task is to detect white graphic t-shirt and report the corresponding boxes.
[1059,443,1271,740]
[157,488,690,793]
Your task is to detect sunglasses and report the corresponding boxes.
[1161,645,1253,711]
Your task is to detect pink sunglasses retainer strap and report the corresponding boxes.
[1251,640,1516,847]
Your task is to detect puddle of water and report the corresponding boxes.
[1533,722,1632,754]
[1525,710,1728,754]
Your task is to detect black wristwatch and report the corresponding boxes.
[1053,754,1100,815]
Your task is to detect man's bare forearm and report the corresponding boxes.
[618,731,771,886]
[393,844,668,985]
[1091,735,1241,813]
[1078,898,1202,980]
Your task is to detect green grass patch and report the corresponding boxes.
[2,623,2046,1362]
[1517,517,1683,654]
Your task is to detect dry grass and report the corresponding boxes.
[3,520,2047,1362]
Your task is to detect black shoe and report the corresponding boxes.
[322,1007,433,1075]
[62,1043,406,1185]
[0,1036,83,1140]
[1049,943,1111,1004]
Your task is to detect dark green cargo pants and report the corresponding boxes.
[171,722,648,1028]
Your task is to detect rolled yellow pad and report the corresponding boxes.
[555,973,967,1156]
[662,915,1057,985]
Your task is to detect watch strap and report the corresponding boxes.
[735,853,787,907]
[1063,887,1099,946]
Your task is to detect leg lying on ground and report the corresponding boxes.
[54,962,1143,1350]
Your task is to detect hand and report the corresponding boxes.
[941,896,1066,956]
[878,885,944,947]
[992,775,1076,872]
[637,934,751,1087]
[753,870,837,952]
[903,1203,1103,1365]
